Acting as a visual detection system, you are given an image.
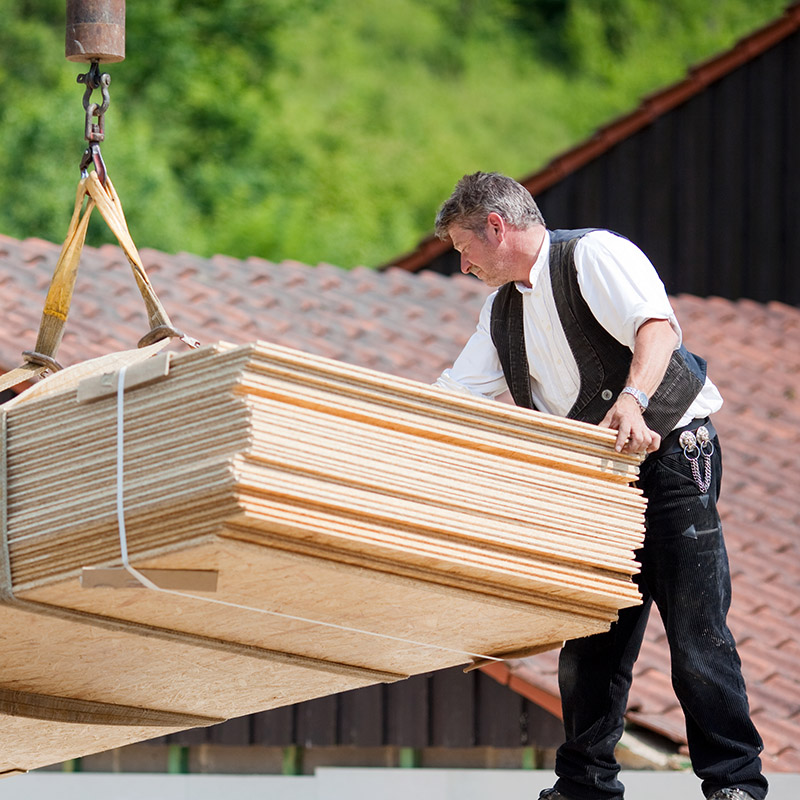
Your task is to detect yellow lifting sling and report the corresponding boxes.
[0,60,197,395]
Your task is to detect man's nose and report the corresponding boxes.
[460,253,471,274]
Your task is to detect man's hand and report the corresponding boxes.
[600,392,661,454]
[600,318,677,454]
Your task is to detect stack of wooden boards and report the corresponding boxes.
[0,341,646,775]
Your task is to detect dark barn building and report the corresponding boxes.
[389,3,800,308]
[140,668,565,774]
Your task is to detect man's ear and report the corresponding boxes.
[486,212,506,242]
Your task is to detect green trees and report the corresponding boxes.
[0,0,786,267]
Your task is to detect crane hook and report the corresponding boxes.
[77,61,111,184]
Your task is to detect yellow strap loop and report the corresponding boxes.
[0,173,196,395]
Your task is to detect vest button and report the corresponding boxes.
[601,389,613,401]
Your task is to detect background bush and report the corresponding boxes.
[0,0,786,267]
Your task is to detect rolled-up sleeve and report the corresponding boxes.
[575,231,682,350]
[435,291,509,398]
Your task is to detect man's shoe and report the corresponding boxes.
[538,788,620,800]
[706,790,757,800]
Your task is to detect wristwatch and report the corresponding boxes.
[620,386,649,411]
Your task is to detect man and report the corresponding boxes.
[433,172,767,800]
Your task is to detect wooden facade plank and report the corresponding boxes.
[385,673,429,747]
[168,725,209,746]
[783,32,800,304]
[709,66,748,300]
[429,668,476,747]
[252,704,295,746]
[746,45,786,301]
[338,683,385,746]
[637,115,676,289]
[538,180,571,230]
[522,699,565,748]
[210,715,251,746]
[428,247,459,276]
[674,92,712,297]
[476,671,525,747]
[295,694,339,747]
[571,159,606,227]
[600,136,641,243]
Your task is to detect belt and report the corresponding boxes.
[646,416,716,461]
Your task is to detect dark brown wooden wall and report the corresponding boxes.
[426,30,800,307]
[158,666,563,749]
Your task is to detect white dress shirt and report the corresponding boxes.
[436,230,722,429]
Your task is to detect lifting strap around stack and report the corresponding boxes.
[0,171,197,395]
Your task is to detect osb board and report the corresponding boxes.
[0,716,187,776]
[17,537,617,678]
[0,603,379,718]
[0,602,380,773]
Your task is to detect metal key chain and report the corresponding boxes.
[678,425,714,492]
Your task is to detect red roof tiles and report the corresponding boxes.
[1,233,799,771]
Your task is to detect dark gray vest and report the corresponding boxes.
[489,228,707,437]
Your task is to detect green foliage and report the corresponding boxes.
[0,0,787,268]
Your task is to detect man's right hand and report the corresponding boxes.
[599,393,661,455]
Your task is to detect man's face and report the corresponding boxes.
[449,223,514,288]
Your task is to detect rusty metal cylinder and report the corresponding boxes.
[66,0,126,63]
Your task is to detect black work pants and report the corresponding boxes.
[553,423,768,800]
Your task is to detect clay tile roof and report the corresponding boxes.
[0,233,493,390]
[1,235,799,771]
[386,1,800,273]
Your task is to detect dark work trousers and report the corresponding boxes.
[553,422,768,800]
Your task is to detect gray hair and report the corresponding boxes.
[434,171,545,240]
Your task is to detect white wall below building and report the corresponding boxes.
[2,768,798,800]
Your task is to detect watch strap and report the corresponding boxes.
[621,385,649,410]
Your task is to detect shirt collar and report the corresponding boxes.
[515,229,550,294]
